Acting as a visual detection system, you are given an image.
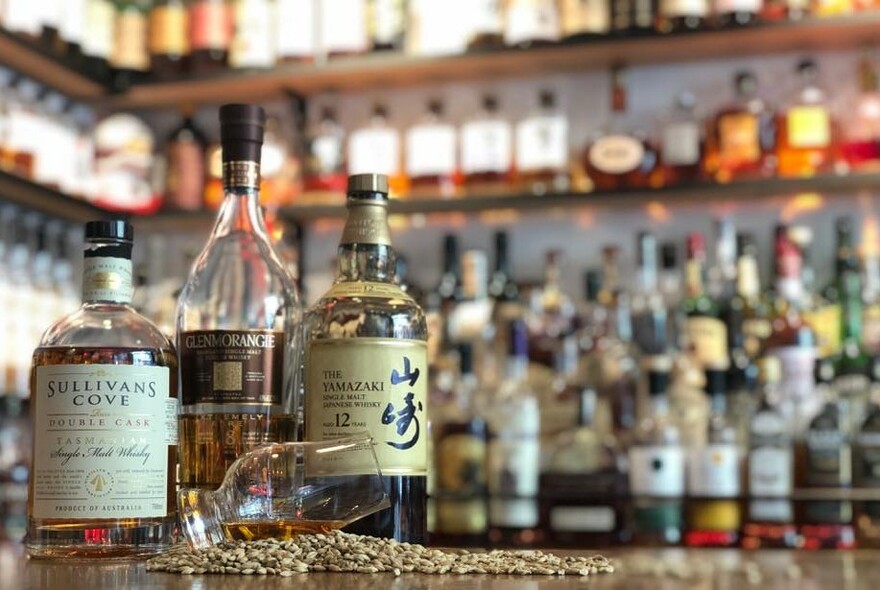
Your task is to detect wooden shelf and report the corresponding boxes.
[102,14,880,110]
[0,31,105,100]
[278,173,880,222]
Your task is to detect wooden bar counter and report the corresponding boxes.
[4,542,880,590]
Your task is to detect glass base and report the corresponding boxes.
[26,518,176,560]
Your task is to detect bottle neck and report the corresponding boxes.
[736,254,761,299]
[337,196,395,282]
[215,161,269,239]
[81,247,133,305]
[685,257,706,298]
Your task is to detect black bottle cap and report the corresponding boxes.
[85,219,133,243]
[539,90,555,109]
[458,343,474,376]
[584,269,602,302]
[870,356,880,383]
[428,99,443,116]
[219,103,265,162]
[660,242,678,270]
[797,58,818,78]
[736,232,756,257]
[320,106,337,122]
[648,370,670,397]
[704,369,727,397]
[372,104,388,119]
[482,95,498,112]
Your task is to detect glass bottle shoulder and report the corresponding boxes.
[308,282,428,341]
[39,302,173,353]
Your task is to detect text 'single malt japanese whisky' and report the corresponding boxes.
[27,220,178,559]
[305,173,428,543]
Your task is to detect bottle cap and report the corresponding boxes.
[660,242,678,269]
[85,219,133,243]
[736,232,756,257]
[457,343,474,376]
[347,173,389,194]
[648,370,670,397]
[584,269,601,302]
[704,369,727,397]
[219,103,265,162]
[482,95,498,111]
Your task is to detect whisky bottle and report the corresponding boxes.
[27,220,178,559]
[655,0,709,33]
[743,356,797,549]
[460,95,513,195]
[275,0,317,64]
[320,0,369,57]
[405,99,458,198]
[704,70,777,183]
[368,0,406,51]
[176,104,302,489]
[682,232,729,372]
[81,0,114,81]
[628,362,685,546]
[714,0,762,27]
[777,59,837,178]
[504,0,561,48]
[559,0,610,40]
[303,105,348,196]
[109,0,151,90]
[659,92,704,186]
[347,104,404,196]
[854,360,880,548]
[514,90,570,195]
[229,0,277,69]
[305,173,428,543]
[149,0,190,79]
[842,49,880,172]
[684,370,742,548]
[467,0,505,50]
[187,0,233,74]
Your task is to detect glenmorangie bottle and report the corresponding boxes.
[28,220,178,558]
[176,104,302,489]
[305,173,428,543]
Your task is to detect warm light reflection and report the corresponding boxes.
[312,219,345,235]
[478,209,521,225]
[645,200,671,222]
[862,215,880,258]
[575,209,596,228]
[780,192,825,221]
[388,215,410,230]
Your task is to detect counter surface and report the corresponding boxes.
[4,542,879,590]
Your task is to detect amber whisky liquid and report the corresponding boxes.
[221,519,347,541]
[28,346,177,559]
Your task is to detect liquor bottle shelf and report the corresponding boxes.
[279,172,880,222]
[2,170,877,227]
[0,31,105,100]
[94,14,880,110]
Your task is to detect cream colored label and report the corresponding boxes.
[82,256,133,304]
[305,339,427,475]
[804,304,841,358]
[787,106,831,149]
[685,316,729,369]
[32,365,173,519]
[588,134,644,175]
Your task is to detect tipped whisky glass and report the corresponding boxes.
[178,436,390,548]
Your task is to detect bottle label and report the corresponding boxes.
[715,0,761,11]
[749,447,793,496]
[628,446,685,497]
[461,120,512,175]
[324,281,413,301]
[718,113,760,165]
[803,304,841,359]
[687,444,740,497]
[82,256,133,304]
[60,0,87,44]
[749,499,793,523]
[436,432,487,492]
[560,0,610,35]
[806,432,852,486]
[587,134,644,175]
[340,203,393,246]
[487,437,540,496]
[82,0,115,59]
[305,338,428,476]
[787,105,831,149]
[515,115,569,173]
[471,0,503,34]
[772,345,816,411]
[189,2,233,51]
[310,133,344,174]
[435,497,487,534]
[369,0,405,44]
[660,0,708,17]
[230,0,275,68]
[179,330,286,406]
[31,364,174,520]
[411,0,470,55]
[550,505,616,532]
[348,127,400,176]
[2,0,41,34]
[165,140,206,210]
[685,316,729,370]
[406,124,457,177]
[489,497,538,527]
[276,0,316,57]
[662,121,701,166]
[504,0,560,45]
[321,0,368,53]
[111,9,149,70]
[149,5,189,55]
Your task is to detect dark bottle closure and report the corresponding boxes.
[539,90,556,109]
[686,232,706,259]
[219,103,266,162]
[320,106,337,122]
[648,369,670,397]
[736,232,756,258]
[704,369,727,398]
[458,342,474,376]
[347,173,389,196]
[660,241,678,270]
[734,70,757,97]
[372,104,388,119]
[84,219,134,259]
[428,99,444,116]
[584,268,602,302]
[493,230,508,267]
[797,58,819,80]
[482,94,499,112]
[443,234,459,273]
[636,230,657,268]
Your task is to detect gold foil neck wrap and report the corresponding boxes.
[341,201,391,246]
[223,161,261,189]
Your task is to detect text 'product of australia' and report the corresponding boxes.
[27,220,178,559]
[175,104,302,490]
[305,173,428,544]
